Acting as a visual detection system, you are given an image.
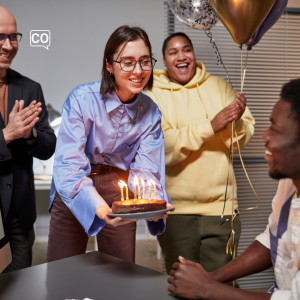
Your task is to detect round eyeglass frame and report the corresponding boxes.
[111,57,157,72]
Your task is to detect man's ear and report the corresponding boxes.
[163,57,167,68]
[106,59,113,74]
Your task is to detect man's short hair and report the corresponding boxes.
[280,78,300,140]
[162,32,193,57]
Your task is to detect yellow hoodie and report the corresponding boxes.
[146,62,255,216]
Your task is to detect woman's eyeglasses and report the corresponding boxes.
[112,57,157,72]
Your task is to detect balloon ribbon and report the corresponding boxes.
[205,30,233,87]
[225,46,260,265]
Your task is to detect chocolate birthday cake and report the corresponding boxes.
[112,199,166,214]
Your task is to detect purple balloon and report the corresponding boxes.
[246,0,288,50]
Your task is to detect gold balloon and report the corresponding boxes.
[209,0,276,45]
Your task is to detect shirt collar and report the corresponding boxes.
[104,91,141,119]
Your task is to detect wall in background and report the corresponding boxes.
[288,0,300,8]
[2,0,299,113]
[2,0,165,114]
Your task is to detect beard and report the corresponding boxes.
[269,169,288,180]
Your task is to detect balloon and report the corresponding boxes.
[168,0,219,31]
[209,0,276,45]
[246,0,288,50]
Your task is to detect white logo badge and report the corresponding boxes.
[30,30,51,50]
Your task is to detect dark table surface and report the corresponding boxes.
[0,251,183,300]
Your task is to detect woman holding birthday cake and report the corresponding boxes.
[146,32,255,275]
[47,26,172,263]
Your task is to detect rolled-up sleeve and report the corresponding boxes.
[271,290,292,300]
[256,214,271,250]
[129,110,171,236]
[271,271,300,299]
[52,94,107,236]
[271,272,300,300]
[255,186,281,250]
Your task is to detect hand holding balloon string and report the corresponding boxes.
[211,93,247,134]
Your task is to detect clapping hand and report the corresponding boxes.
[3,100,42,143]
[234,92,247,121]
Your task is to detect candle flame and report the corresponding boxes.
[118,182,124,188]
[141,179,145,186]
[133,175,139,187]
[150,178,155,186]
[120,180,127,187]
[147,179,152,186]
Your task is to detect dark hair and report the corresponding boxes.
[162,32,194,57]
[100,25,153,95]
[280,78,300,139]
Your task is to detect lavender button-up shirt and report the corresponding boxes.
[50,81,170,236]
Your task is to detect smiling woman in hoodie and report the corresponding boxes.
[146,32,255,277]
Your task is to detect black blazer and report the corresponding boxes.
[0,68,56,234]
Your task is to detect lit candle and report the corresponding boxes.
[133,176,139,201]
[118,182,124,201]
[147,179,152,200]
[141,179,145,199]
[137,178,141,200]
[150,179,156,200]
[120,180,129,200]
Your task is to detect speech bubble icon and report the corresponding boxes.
[30,30,51,50]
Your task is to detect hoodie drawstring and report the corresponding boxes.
[196,82,208,119]
[170,86,179,129]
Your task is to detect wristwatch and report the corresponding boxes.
[23,127,37,141]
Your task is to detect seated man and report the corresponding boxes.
[167,78,300,300]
